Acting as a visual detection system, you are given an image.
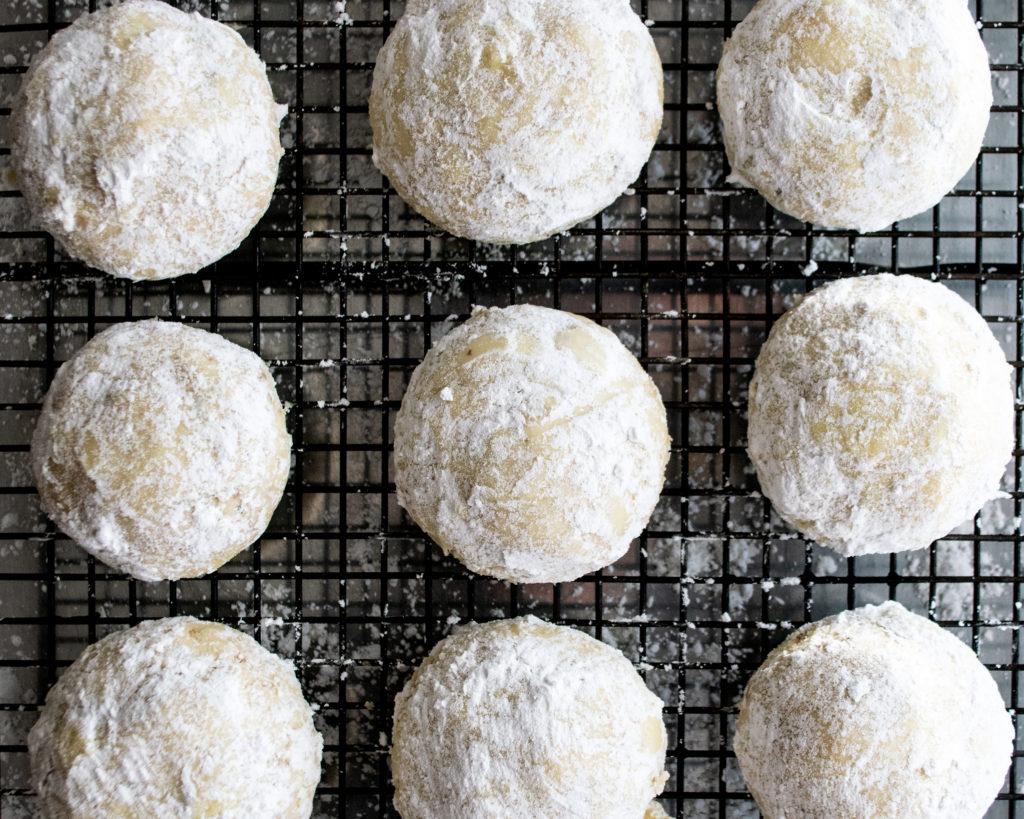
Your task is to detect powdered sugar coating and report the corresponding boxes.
[747,274,1013,556]
[31,320,291,581]
[29,617,323,819]
[393,305,670,584]
[11,0,285,280]
[716,0,991,232]
[369,0,663,244]
[734,601,1013,818]
[391,616,668,818]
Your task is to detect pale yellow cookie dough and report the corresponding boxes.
[11,0,285,280]
[31,320,291,580]
[391,616,668,818]
[369,0,663,244]
[716,0,991,231]
[747,274,1013,556]
[734,602,1013,818]
[29,618,323,819]
[393,304,670,584]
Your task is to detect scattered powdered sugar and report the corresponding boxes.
[393,304,670,584]
[391,616,668,818]
[31,320,291,581]
[747,274,1013,557]
[369,0,663,244]
[734,601,1014,817]
[28,617,323,818]
[716,0,991,231]
[332,0,351,25]
[10,0,285,280]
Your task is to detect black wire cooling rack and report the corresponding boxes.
[1,0,1023,816]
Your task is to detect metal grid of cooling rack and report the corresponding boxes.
[0,0,1022,817]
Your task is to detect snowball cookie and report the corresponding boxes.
[734,601,1014,818]
[31,320,291,580]
[391,616,668,818]
[716,0,991,231]
[368,0,663,244]
[28,617,323,818]
[747,274,1013,556]
[393,305,670,584]
[11,0,285,280]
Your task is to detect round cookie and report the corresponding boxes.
[369,0,663,244]
[29,617,323,818]
[391,616,668,818]
[734,601,1013,818]
[716,0,991,231]
[393,304,670,584]
[31,320,291,581]
[11,0,285,280]
[747,274,1013,556]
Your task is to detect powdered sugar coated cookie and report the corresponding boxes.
[369,0,663,244]
[11,0,285,279]
[716,0,991,231]
[747,274,1013,556]
[392,616,668,818]
[393,305,670,584]
[735,602,1013,818]
[29,617,323,818]
[31,320,291,580]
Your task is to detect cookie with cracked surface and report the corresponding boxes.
[393,304,670,584]
[391,616,668,818]
[716,0,991,231]
[11,0,285,280]
[29,617,323,819]
[747,274,1013,557]
[31,320,291,581]
[734,601,1013,818]
[369,0,663,244]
